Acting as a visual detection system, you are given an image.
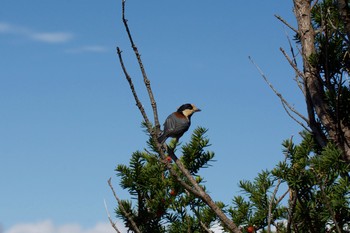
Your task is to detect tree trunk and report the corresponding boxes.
[293,0,350,161]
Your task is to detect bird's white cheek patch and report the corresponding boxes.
[182,109,193,118]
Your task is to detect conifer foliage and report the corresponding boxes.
[229,133,350,232]
[114,127,219,233]
[116,127,216,233]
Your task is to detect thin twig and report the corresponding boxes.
[104,199,121,233]
[249,56,310,130]
[279,47,305,95]
[283,27,305,95]
[275,14,298,34]
[117,47,152,132]
[276,188,290,204]
[121,0,160,133]
[281,101,311,132]
[284,27,299,69]
[108,178,141,233]
[280,101,311,132]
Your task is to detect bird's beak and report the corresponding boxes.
[195,108,201,112]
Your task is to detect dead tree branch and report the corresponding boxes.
[108,178,141,233]
[121,0,160,133]
[280,48,306,96]
[249,56,310,132]
[104,200,121,233]
[283,27,305,94]
[117,47,151,131]
[275,14,298,34]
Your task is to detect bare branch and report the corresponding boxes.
[281,101,311,132]
[104,200,121,233]
[108,178,141,233]
[249,56,310,129]
[279,47,305,95]
[121,0,160,133]
[284,28,299,69]
[275,14,298,34]
[276,188,290,205]
[117,47,152,132]
[282,28,305,95]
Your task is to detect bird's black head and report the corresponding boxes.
[177,103,193,112]
[176,103,201,118]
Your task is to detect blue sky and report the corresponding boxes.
[1,1,305,232]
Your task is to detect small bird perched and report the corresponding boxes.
[157,103,201,144]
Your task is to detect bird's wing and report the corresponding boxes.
[163,112,190,135]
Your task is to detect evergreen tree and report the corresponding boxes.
[229,133,350,232]
[228,0,350,232]
[114,127,221,232]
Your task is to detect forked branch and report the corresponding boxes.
[121,0,160,132]
[248,56,310,132]
[104,200,121,233]
[116,1,241,232]
[117,47,151,131]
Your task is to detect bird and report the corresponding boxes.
[157,103,201,144]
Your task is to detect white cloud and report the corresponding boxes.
[0,22,12,32]
[0,21,73,43]
[4,220,127,233]
[30,32,73,43]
